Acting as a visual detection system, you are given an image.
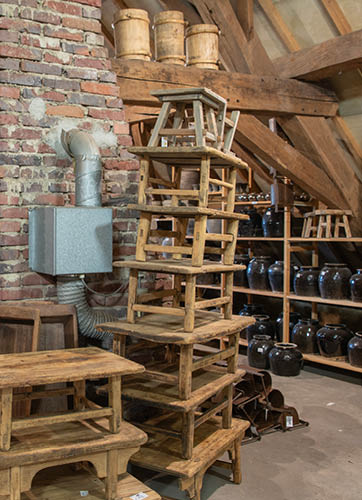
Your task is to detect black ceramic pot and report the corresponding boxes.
[350,269,362,302]
[245,315,275,342]
[348,332,362,367]
[247,335,274,369]
[316,324,353,357]
[268,343,303,377]
[234,254,250,287]
[291,318,320,354]
[247,256,271,290]
[293,266,320,297]
[238,303,265,316]
[318,263,352,300]
[262,207,284,237]
[238,208,263,237]
[268,260,283,292]
[275,312,302,342]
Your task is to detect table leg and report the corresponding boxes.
[109,375,122,433]
[0,387,13,451]
[112,335,126,357]
[184,275,196,333]
[221,384,233,429]
[227,331,240,373]
[182,411,194,459]
[73,380,86,410]
[232,438,242,484]
[105,449,118,500]
[10,466,21,500]
[179,344,193,400]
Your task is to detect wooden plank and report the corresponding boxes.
[192,346,234,372]
[274,29,362,81]
[235,0,254,41]
[127,204,250,220]
[320,0,352,35]
[257,0,300,52]
[113,258,246,275]
[112,59,338,117]
[133,304,185,317]
[235,114,347,209]
[0,388,12,451]
[194,296,231,310]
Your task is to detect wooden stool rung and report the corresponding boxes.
[133,304,185,317]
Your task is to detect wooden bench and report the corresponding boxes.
[302,209,353,238]
[0,347,144,451]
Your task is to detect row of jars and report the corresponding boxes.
[239,255,362,302]
[239,304,362,368]
[237,207,284,238]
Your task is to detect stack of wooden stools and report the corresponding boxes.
[96,88,254,500]
[0,346,160,500]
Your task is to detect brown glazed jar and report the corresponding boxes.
[291,318,320,354]
[348,332,362,367]
[350,269,362,302]
[268,343,303,377]
[293,266,320,297]
[316,324,353,357]
[247,335,274,369]
[318,263,351,300]
[245,315,275,342]
[247,256,271,290]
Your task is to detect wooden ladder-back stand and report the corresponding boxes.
[302,209,352,238]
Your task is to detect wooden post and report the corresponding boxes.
[227,330,240,373]
[192,215,207,266]
[73,380,86,410]
[0,387,13,451]
[182,411,195,459]
[222,384,233,429]
[185,275,196,332]
[10,466,21,500]
[138,157,150,204]
[127,269,138,324]
[232,437,242,484]
[135,213,152,261]
[106,449,118,500]
[199,156,210,207]
[282,207,291,342]
[109,375,122,433]
[224,271,233,320]
[179,344,193,399]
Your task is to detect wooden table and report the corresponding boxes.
[97,313,254,400]
[130,416,250,500]
[0,347,144,451]
[0,418,147,500]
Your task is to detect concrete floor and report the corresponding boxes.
[136,355,362,500]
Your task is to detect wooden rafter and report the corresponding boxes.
[319,0,352,35]
[235,0,254,41]
[257,0,299,52]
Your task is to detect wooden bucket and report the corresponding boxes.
[186,24,219,70]
[113,8,151,61]
[154,10,185,65]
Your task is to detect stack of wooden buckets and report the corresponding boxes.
[113,8,219,70]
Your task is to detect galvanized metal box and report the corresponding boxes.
[29,207,113,275]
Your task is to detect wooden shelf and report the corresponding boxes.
[289,237,362,243]
[237,236,284,241]
[303,353,362,374]
[195,284,283,298]
[287,294,362,308]
[234,201,271,206]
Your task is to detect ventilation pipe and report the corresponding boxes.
[57,129,116,346]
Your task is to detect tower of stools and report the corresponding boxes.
[97,88,254,500]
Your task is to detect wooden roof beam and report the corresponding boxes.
[274,29,362,81]
[319,0,352,35]
[257,0,299,52]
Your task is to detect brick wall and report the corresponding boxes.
[0,0,142,314]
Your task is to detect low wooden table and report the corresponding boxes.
[96,313,254,400]
[0,418,147,500]
[0,347,144,451]
[131,416,250,500]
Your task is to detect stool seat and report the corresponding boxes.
[302,209,352,238]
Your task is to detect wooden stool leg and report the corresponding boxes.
[181,411,194,459]
[179,344,193,400]
[105,449,118,500]
[73,380,86,410]
[184,275,196,332]
[109,375,122,433]
[127,269,138,324]
[326,215,332,238]
[334,215,341,238]
[226,166,237,213]
[138,157,150,205]
[0,387,13,451]
[304,217,312,238]
[232,438,242,484]
[113,334,126,357]
[199,156,210,207]
[317,215,325,238]
[64,315,78,348]
[227,330,240,373]
[135,213,152,261]
[192,215,207,267]
[10,466,21,500]
[343,215,352,237]
[301,217,307,238]
[224,271,233,320]
[193,100,205,147]
[148,101,172,147]
[224,219,238,265]
[221,384,233,429]
[173,275,183,307]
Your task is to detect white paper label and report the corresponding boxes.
[286,416,293,428]
[130,493,148,500]
[80,492,88,497]
[257,347,264,353]
[161,137,168,147]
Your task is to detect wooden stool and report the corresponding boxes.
[128,205,248,267]
[130,416,249,500]
[148,87,227,149]
[302,209,352,238]
[0,418,147,500]
[114,259,246,332]
[0,347,143,451]
[96,312,254,400]
[223,111,240,154]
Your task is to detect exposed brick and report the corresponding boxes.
[0,71,42,87]
[45,1,82,16]
[80,81,119,96]
[0,234,28,246]
[104,159,139,171]
[0,166,20,179]
[90,47,108,58]
[0,86,20,99]
[0,288,44,300]
[0,220,21,232]
[118,135,133,147]
[39,90,65,102]
[0,31,18,43]
[44,51,72,65]
[98,71,117,83]
[87,108,125,121]
[43,26,83,42]
[62,16,101,33]
[68,93,105,107]
[82,6,101,19]
[62,42,89,56]
[33,10,61,25]
[0,248,20,260]
[46,104,84,118]
[20,0,38,7]
[0,44,41,60]
[21,60,62,76]
[29,193,65,205]
[0,114,18,125]
[85,32,104,46]
[73,56,110,70]
[0,153,41,166]
[21,34,61,50]
[0,17,41,34]
[0,59,20,70]
[0,275,22,289]
[71,0,101,6]
[114,122,129,135]
[10,128,42,139]
[106,97,123,108]
[22,273,54,286]
[42,77,80,91]
[65,67,97,80]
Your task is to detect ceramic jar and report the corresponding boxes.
[245,315,275,342]
[275,312,302,342]
[268,260,284,292]
[247,335,274,369]
[316,324,353,357]
[318,263,351,300]
[238,208,262,237]
[247,256,271,290]
[234,254,249,287]
[262,207,284,237]
[268,343,303,376]
[293,266,320,297]
[291,318,320,354]
[350,269,362,302]
[348,332,362,367]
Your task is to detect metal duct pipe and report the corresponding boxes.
[61,128,102,207]
[58,129,117,345]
